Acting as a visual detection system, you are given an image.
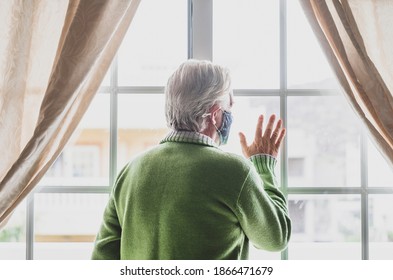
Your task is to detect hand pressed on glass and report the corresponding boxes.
[239,114,286,158]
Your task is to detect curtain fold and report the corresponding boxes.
[299,0,393,167]
[0,0,141,225]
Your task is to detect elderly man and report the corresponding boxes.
[92,60,291,260]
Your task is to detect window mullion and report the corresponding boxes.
[280,0,288,261]
[190,0,212,60]
[188,0,193,59]
[109,55,119,188]
[26,194,34,260]
[360,128,369,260]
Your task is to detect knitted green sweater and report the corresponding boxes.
[92,131,291,260]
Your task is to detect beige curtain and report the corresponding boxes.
[299,0,393,167]
[0,0,140,225]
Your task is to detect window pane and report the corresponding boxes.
[118,0,187,86]
[213,0,279,89]
[368,139,393,187]
[41,94,110,187]
[0,200,26,260]
[34,193,108,260]
[369,195,393,259]
[288,195,361,260]
[117,94,169,171]
[287,96,361,187]
[287,0,339,89]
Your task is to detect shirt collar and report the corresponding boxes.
[160,130,218,148]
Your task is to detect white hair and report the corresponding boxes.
[165,60,232,132]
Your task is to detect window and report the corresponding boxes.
[2,0,392,260]
[288,195,361,260]
[0,200,26,260]
[288,158,305,177]
[33,193,108,260]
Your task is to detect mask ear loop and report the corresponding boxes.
[201,108,223,145]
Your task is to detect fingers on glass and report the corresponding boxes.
[271,119,282,141]
[239,132,247,147]
[264,114,276,138]
[255,115,264,141]
[254,114,286,153]
[276,127,286,148]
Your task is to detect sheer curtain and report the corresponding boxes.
[299,0,393,167]
[0,0,140,225]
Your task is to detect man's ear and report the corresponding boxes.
[208,104,221,126]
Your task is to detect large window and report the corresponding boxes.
[1,0,392,260]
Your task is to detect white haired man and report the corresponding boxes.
[92,60,291,259]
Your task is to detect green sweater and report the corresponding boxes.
[92,131,291,260]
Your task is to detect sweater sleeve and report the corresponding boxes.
[235,154,291,251]
[91,165,130,260]
[91,194,121,259]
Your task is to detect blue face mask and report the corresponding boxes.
[214,110,233,145]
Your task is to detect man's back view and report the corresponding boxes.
[92,60,291,260]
